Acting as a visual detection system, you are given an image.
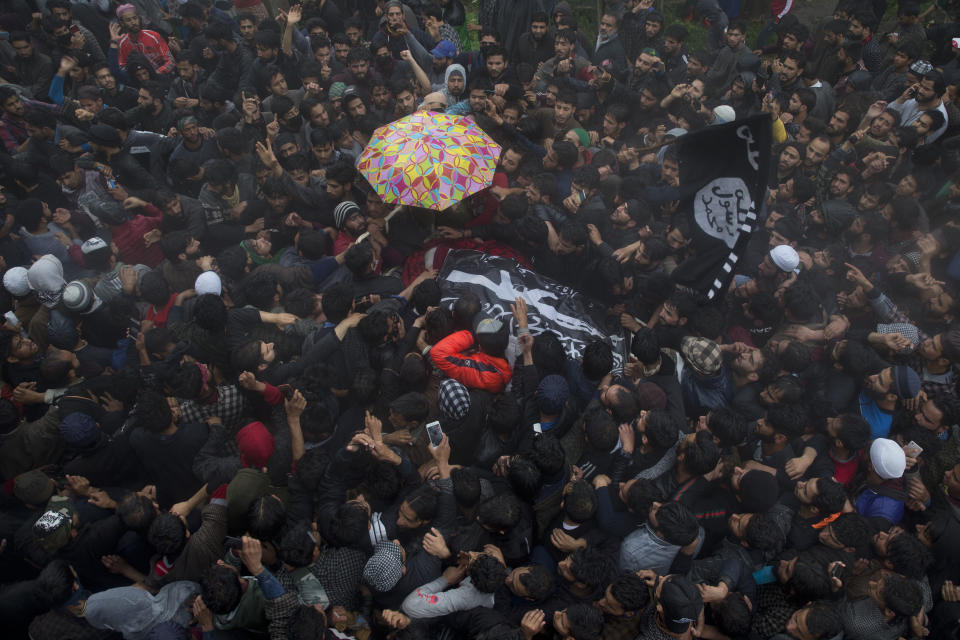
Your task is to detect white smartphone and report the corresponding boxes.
[426,420,443,448]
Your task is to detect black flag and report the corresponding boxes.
[438,250,629,367]
[670,114,772,301]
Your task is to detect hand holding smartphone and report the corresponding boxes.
[426,420,443,448]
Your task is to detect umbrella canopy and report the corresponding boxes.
[357,111,502,211]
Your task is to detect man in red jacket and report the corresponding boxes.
[430,317,512,393]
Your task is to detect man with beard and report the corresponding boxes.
[845,213,889,277]
[772,141,803,186]
[825,107,857,147]
[166,52,204,111]
[205,20,255,95]
[91,64,138,111]
[771,50,804,96]
[727,345,780,421]
[427,40,456,88]
[889,70,950,144]
[115,4,174,75]
[860,365,922,439]
[826,166,858,202]
[167,116,218,172]
[251,13,302,94]
[333,47,383,95]
[535,30,591,86]
[587,199,649,252]
[514,12,552,67]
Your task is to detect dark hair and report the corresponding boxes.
[329,502,369,548]
[290,605,327,640]
[117,492,157,534]
[744,512,785,551]
[451,467,481,509]
[584,406,618,451]
[247,495,286,543]
[582,340,613,380]
[243,272,279,311]
[37,559,76,606]
[563,480,597,524]
[201,564,243,614]
[147,512,188,557]
[882,575,922,618]
[812,477,846,514]
[134,389,173,434]
[645,409,681,450]
[469,553,508,593]
[389,392,429,423]
[765,403,806,439]
[529,434,565,477]
[885,533,932,579]
[194,294,227,333]
[655,501,698,545]
[609,572,648,611]
[712,592,752,636]
[512,563,551,600]
[476,493,521,532]
[508,457,543,502]
[565,603,604,640]
[569,546,614,590]
[707,407,746,448]
[279,523,317,568]
[830,513,871,549]
[344,242,374,276]
[804,603,843,639]
[835,413,871,451]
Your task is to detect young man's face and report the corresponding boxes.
[344,211,367,234]
[486,54,506,79]
[312,141,334,163]
[256,44,278,62]
[779,57,800,84]
[500,149,521,174]
[726,28,745,48]
[386,5,404,28]
[177,60,197,81]
[334,42,350,62]
[395,90,416,115]
[554,37,573,59]
[119,11,140,32]
[94,67,117,91]
[11,39,33,59]
[345,25,362,45]
[137,88,154,110]
[553,99,573,125]
[372,85,391,109]
[326,179,346,201]
[239,19,256,41]
[447,73,464,96]
[530,20,547,40]
[469,89,488,113]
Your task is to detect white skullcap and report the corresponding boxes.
[713,105,736,124]
[769,245,800,273]
[3,266,30,297]
[195,271,222,297]
[870,438,906,480]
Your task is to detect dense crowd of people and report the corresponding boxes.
[0,0,960,638]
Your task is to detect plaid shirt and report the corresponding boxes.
[179,384,246,430]
[0,99,59,154]
[867,290,954,395]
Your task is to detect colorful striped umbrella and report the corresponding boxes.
[357,111,502,211]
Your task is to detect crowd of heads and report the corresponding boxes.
[0,0,960,638]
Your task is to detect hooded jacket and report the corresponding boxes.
[430,330,512,393]
[85,581,199,639]
[438,63,467,105]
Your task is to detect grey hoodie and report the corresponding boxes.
[438,63,467,105]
